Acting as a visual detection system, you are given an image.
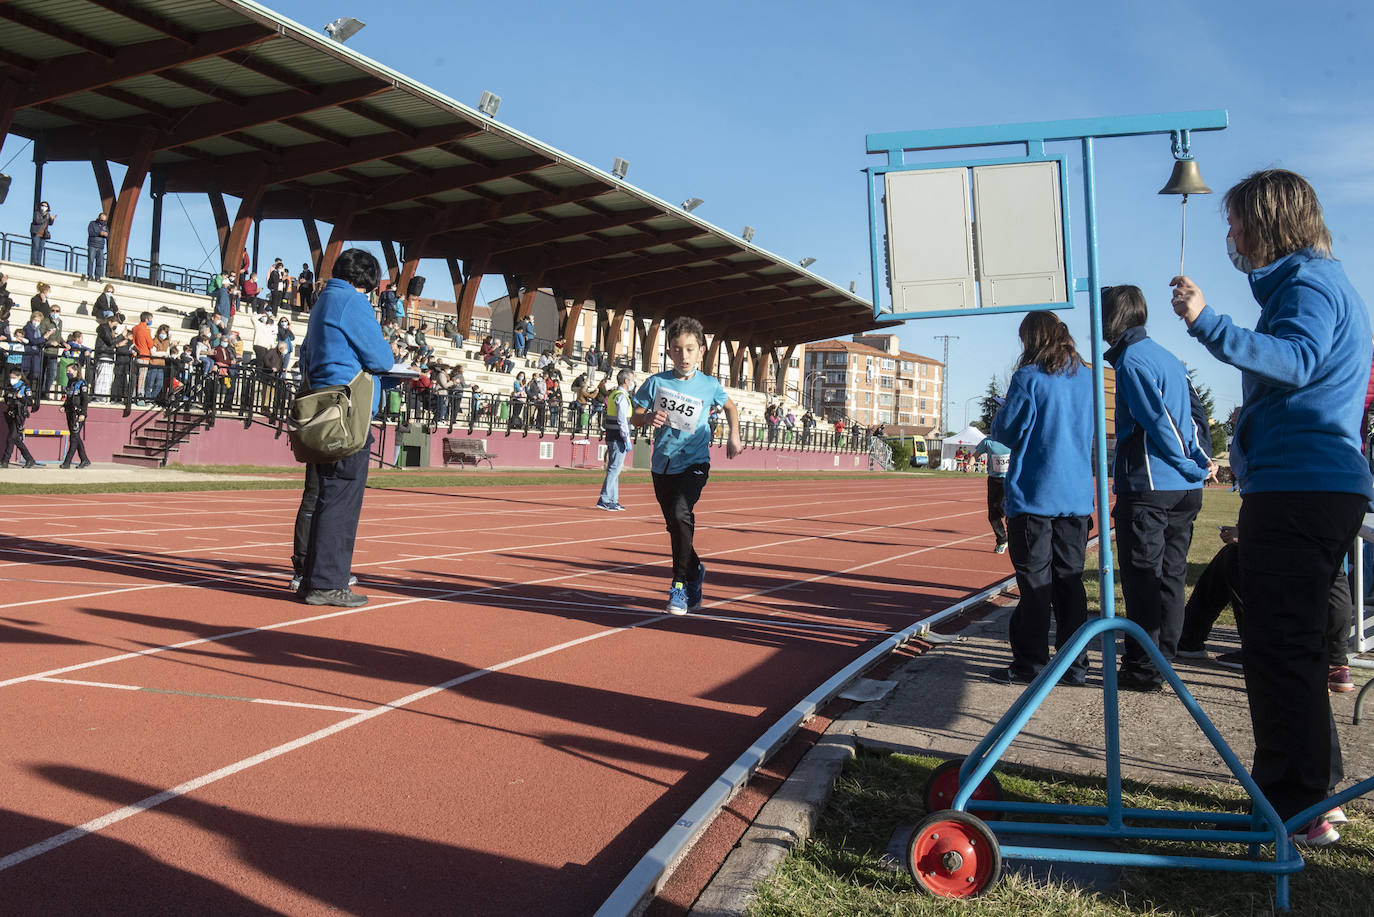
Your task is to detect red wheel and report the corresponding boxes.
[923,758,1002,813]
[906,810,1002,898]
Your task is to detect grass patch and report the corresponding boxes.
[751,750,1372,916]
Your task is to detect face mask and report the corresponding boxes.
[158,333,167,340]
[1226,236,1253,274]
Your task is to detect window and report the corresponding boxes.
[825,370,846,384]
[920,398,928,411]
[879,393,894,406]
[920,380,928,393]
[880,375,895,388]
[900,361,915,373]
[826,353,846,366]
[864,392,873,405]
[920,363,928,377]
[881,358,895,370]
[789,358,800,368]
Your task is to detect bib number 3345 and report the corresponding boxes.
[656,389,703,433]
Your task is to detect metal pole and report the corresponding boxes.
[149,169,165,286]
[933,334,958,434]
[1082,135,1123,829]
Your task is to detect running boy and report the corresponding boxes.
[631,317,743,613]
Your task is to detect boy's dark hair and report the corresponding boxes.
[1100,285,1148,345]
[331,248,381,293]
[665,316,706,348]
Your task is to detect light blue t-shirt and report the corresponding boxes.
[634,370,728,474]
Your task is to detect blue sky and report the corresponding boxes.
[2,0,1371,426]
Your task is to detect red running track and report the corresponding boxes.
[0,475,1011,915]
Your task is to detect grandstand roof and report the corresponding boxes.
[0,0,898,348]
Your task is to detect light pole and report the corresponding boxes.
[804,371,823,412]
[963,395,982,429]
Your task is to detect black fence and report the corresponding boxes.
[2,231,216,296]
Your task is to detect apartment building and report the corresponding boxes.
[803,334,944,434]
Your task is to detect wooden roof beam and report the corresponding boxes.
[156,68,249,108]
[362,181,613,240]
[590,258,770,302]
[493,225,708,275]
[14,25,274,109]
[340,101,421,137]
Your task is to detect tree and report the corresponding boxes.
[975,375,1004,433]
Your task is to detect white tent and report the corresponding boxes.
[939,425,986,470]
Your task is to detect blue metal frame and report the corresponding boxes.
[855,110,1374,912]
[865,152,1075,320]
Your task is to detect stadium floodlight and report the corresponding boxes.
[799,257,817,269]
[611,158,630,179]
[741,226,755,242]
[323,17,366,42]
[680,198,704,212]
[849,280,857,293]
[477,91,502,118]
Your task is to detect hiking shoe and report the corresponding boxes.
[994,541,1008,555]
[666,582,689,615]
[1291,818,1340,847]
[1329,665,1355,693]
[685,562,705,610]
[1327,806,1348,826]
[1214,650,1244,670]
[303,588,368,608]
[1175,647,1211,660]
[988,665,1036,685]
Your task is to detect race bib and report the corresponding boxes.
[988,453,1011,475]
[655,387,703,433]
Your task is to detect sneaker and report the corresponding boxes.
[609,503,628,511]
[685,562,705,610]
[1175,647,1211,660]
[1214,650,1244,670]
[303,588,368,607]
[994,541,1007,555]
[1117,671,1165,693]
[666,582,689,615]
[1328,665,1355,694]
[1290,818,1339,847]
[59,463,71,469]
[78,460,91,469]
[595,501,616,511]
[988,665,1036,685]
[1327,806,1348,826]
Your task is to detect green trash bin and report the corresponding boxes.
[498,401,510,422]
[386,389,403,416]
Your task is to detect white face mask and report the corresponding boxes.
[1226,236,1254,274]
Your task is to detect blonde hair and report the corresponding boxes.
[1223,169,1333,266]
[37,282,50,294]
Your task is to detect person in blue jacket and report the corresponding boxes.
[988,312,1095,686]
[294,249,395,609]
[1171,169,1372,847]
[1101,284,1212,692]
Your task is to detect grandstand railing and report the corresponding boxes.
[2,232,218,296]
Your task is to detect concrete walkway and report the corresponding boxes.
[0,462,284,485]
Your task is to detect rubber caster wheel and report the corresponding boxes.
[923,758,1002,813]
[906,810,1002,898]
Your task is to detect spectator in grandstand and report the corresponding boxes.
[377,279,398,325]
[1170,168,1370,844]
[536,349,553,372]
[277,316,295,362]
[213,274,233,329]
[0,272,13,316]
[146,323,171,402]
[129,312,154,402]
[987,311,1094,688]
[547,376,563,427]
[801,410,815,444]
[511,371,528,428]
[596,368,635,511]
[413,322,434,361]
[784,407,797,437]
[247,312,275,367]
[30,282,52,320]
[39,304,64,397]
[191,326,215,376]
[295,248,392,608]
[29,201,55,267]
[93,312,125,400]
[242,273,262,312]
[3,366,37,467]
[834,417,844,437]
[630,317,744,613]
[297,262,315,311]
[20,311,44,389]
[59,361,91,469]
[443,316,463,350]
[86,212,108,280]
[94,283,117,319]
[765,403,780,443]
[64,331,91,373]
[1101,283,1211,693]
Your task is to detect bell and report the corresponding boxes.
[1158,159,1212,196]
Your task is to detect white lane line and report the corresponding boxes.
[34,677,370,715]
[0,620,664,873]
[0,505,981,689]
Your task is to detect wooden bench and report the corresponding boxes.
[442,437,496,469]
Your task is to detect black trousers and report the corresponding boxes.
[1114,488,1203,683]
[302,433,373,592]
[292,462,323,577]
[1179,541,1352,667]
[3,418,34,465]
[62,418,89,466]
[987,477,1007,545]
[1238,491,1365,820]
[1006,513,1090,679]
[652,463,710,583]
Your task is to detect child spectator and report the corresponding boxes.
[975,432,1011,554]
[630,317,743,613]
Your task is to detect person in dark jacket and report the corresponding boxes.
[86,212,109,280]
[20,312,44,383]
[294,249,394,608]
[94,283,117,319]
[1171,169,1371,846]
[987,312,1095,686]
[2,366,37,467]
[59,363,91,469]
[297,263,315,311]
[1102,284,1212,691]
[29,202,55,266]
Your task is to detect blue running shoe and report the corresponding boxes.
[685,562,705,610]
[666,581,689,615]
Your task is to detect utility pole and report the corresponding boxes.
[932,334,958,435]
